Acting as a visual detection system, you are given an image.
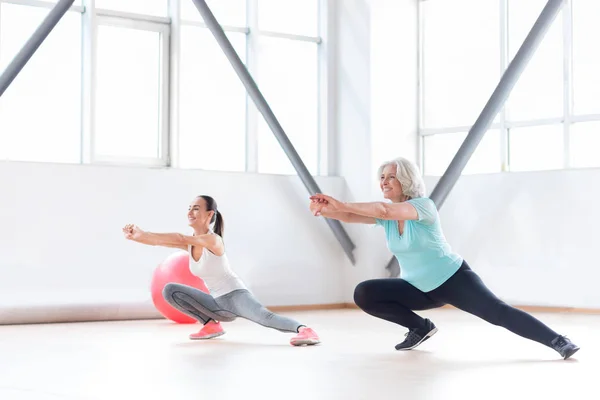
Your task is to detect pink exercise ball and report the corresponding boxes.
[150,251,210,324]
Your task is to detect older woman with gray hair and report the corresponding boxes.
[309,157,579,360]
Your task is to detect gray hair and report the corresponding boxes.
[377,157,426,198]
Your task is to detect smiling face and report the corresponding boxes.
[379,163,407,202]
[187,197,214,230]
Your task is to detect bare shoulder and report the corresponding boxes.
[202,233,225,256]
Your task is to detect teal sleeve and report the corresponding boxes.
[407,197,437,225]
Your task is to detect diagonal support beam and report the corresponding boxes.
[190,0,356,264]
[429,0,566,208]
[387,0,566,277]
[0,0,75,98]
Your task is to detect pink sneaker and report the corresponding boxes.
[189,320,225,340]
[290,326,320,346]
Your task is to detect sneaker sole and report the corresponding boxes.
[396,327,438,351]
[189,331,226,340]
[563,346,580,360]
[290,338,320,346]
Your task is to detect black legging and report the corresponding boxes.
[354,261,559,347]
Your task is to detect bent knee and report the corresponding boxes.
[162,282,183,299]
[353,281,377,310]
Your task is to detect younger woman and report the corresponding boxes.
[123,195,320,346]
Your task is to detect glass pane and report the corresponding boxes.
[258,0,319,36]
[572,0,600,115]
[95,0,168,17]
[179,27,246,171]
[181,0,246,26]
[570,122,600,168]
[506,0,563,121]
[423,130,502,176]
[508,125,563,171]
[0,5,81,163]
[422,0,500,128]
[256,37,319,175]
[95,25,163,159]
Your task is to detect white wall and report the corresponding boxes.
[426,169,600,308]
[334,0,419,302]
[0,161,350,323]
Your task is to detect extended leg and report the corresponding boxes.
[431,263,579,359]
[216,290,320,346]
[216,290,302,333]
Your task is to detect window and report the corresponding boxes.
[94,0,168,17]
[570,122,600,168]
[422,0,499,129]
[419,0,600,174]
[256,37,319,175]
[93,20,169,163]
[178,27,247,171]
[508,125,563,171]
[572,0,600,116]
[258,0,319,36]
[0,1,325,173]
[506,0,563,121]
[181,0,247,26]
[423,130,502,176]
[0,4,81,164]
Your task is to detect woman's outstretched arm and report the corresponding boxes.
[122,224,223,254]
[310,194,419,221]
[309,199,376,224]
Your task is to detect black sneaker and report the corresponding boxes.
[551,335,580,360]
[395,319,438,350]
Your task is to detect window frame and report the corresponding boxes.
[89,12,170,166]
[0,0,327,174]
[418,0,600,175]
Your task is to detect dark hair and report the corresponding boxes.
[199,195,224,237]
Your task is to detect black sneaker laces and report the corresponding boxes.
[554,335,569,348]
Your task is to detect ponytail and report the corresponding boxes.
[198,195,224,238]
[213,210,224,237]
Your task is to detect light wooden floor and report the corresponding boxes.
[0,308,597,400]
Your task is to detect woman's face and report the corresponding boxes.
[187,197,213,228]
[379,164,404,201]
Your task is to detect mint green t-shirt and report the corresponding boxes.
[375,197,463,292]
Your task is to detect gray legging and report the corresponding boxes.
[162,283,303,333]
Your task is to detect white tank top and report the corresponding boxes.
[188,241,247,298]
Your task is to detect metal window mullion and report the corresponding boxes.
[504,117,564,129]
[95,15,169,31]
[94,8,170,25]
[316,0,329,176]
[420,122,504,136]
[500,0,509,171]
[158,18,171,165]
[167,0,180,167]
[81,0,96,163]
[324,0,337,176]
[179,19,249,33]
[256,30,320,43]
[571,114,600,123]
[3,0,84,12]
[245,0,258,172]
[563,0,573,169]
[417,0,425,172]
